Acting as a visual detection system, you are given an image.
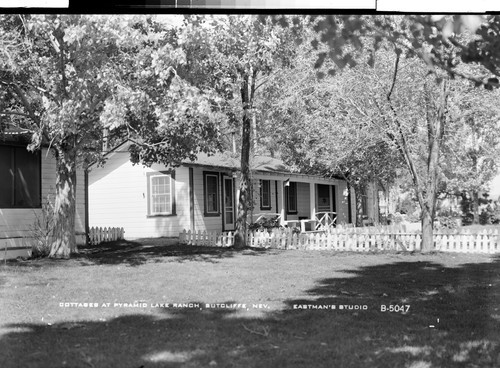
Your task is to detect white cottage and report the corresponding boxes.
[88,141,355,239]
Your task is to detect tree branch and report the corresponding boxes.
[387,48,400,101]
[376,51,427,209]
[9,83,38,123]
[0,110,31,118]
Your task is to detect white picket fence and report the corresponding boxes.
[179,228,500,254]
[88,227,125,245]
[434,231,500,253]
[179,230,235,248]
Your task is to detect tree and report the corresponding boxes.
[339,46,454,251]
[176,15,299,248]
[269,16,495,250]
[259,36,403,226]
[442,81,500,223]
[298,15,500,251]
[0,15,222,258]
[1,15,130,257]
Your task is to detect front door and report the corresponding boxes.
[223,177,235,231]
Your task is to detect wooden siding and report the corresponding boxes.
[249,178,278,220]
[0,148,86,259]
[89,153,190,239]
[88,149,355,242]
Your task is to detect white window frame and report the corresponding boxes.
[149,174,173,216]
[204,173,220,215]
[260,179,272,210]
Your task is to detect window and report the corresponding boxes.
[317,184,331,212]
[285,181,297,214]
[204,172,220,216]
[0,145,41,208]
[260,180,271,210]
[147,171,175,216]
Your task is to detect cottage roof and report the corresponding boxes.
[184,151,290,174]
[0,126,34,144]
[101,140,344,181]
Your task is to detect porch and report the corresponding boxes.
[248,176,347,233]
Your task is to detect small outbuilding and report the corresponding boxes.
[0,130,86,260]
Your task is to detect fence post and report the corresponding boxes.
[493,230,499,253]
[478,231,485,253]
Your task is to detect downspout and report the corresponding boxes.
[347,182,352,224]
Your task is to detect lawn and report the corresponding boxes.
[1,239,500,368]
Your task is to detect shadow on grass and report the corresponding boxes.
[6,239,277,268]
[1,256,500,367]
[77,239,277,266]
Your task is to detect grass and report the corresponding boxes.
[1,239,500,367]
[462,224,500,232]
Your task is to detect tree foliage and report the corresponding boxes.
[259,35,404,225]
[176,15,301,247]
[441,81,500,223]
[269,15,500,250]
[0,15,224,257]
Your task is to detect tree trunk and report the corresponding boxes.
[420,208,434,252]
[234,71,254,249]
[234,114,252,249]
[49,152,77,258]
[418,80,447,252]
[472,191,480,224]
[354,183,365,227]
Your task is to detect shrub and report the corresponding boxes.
[29,196,55,258]
[436,216,460,230]
[479,202,500,225]
[388,212,404,225]
[396,196,418,215]
[406,210,421,223]
[248,215,282,232]
[461,212,474,226]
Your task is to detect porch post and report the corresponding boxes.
[279,180,286,226]
[310,182,316,223]
[189,167,195,232]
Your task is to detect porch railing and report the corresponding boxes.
[250,213,299,228]
[250,211,338,233]
[299,212,337,232]
[314,212,337,230]
[251,213,283,225]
